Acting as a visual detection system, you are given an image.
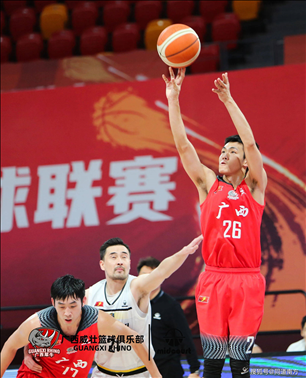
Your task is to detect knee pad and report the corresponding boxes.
[230,358,250,378]
[203,358,225,378]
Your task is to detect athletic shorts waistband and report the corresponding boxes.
[205,265,261,273]
[97,364,147,376]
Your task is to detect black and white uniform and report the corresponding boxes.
[87,275,154,377]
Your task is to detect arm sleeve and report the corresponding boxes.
[170,301,201,373]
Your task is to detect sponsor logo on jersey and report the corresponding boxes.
[122,300,128,308]
[228,190,239,200]
[94,301,104,307]
[29,328,60,349]
[198,296,209,303]
[67,346,78,354]
[239,188,246,196]
[214,185,224,194]
[153,312,161,320]
[28,327,61,357]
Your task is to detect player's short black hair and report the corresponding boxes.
[224,135,260,176]
[301,316,306,329]
[224,134,260,159]
[100,237,131,260]
[137,256,160,273]
[51,275,85,302]
[224,134,244,146]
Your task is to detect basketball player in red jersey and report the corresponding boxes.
[1,275,161,378]
[163,67,267,378]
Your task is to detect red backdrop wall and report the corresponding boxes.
[1,64,305,335]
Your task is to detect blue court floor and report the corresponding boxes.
[181,354,306,378]
[4,353,306,378]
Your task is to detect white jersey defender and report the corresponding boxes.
[87,275,154,378]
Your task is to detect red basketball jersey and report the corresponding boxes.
[17,306,99,378]
[200,177,264,268]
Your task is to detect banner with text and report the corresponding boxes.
[1,64,305,334]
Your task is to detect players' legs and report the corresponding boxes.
[227,271,266,378]
[200,333,227,377]
[229,358,250,378]
[196,270,230,378]
[203,358,226,378]
[200,333,228,360]
[227,335,254,378]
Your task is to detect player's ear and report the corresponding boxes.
[99,259,105,272]
[51,298,55,307]
[82,296,87,306]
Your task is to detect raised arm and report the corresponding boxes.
[132,235,203,296]
[98,312,161,378]
[1,315,39,377]
[212,73,267,197]
[163,67,216,202]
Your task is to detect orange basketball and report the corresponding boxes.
[157,24,201,68]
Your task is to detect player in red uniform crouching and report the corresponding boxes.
[163,68,267,378]
[1,275,161,378]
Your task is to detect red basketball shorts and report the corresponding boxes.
[17,373,40,378]
[195,266,265,360]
